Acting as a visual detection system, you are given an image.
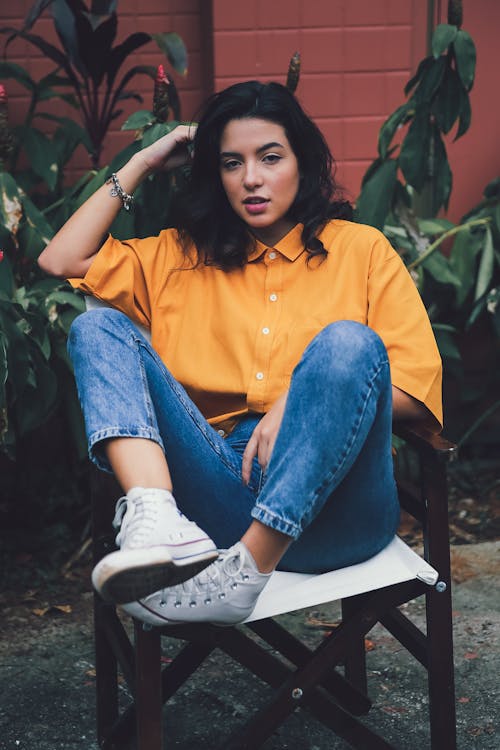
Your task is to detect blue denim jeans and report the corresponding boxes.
[68,309,399,573]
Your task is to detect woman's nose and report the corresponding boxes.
[243,162,263,188]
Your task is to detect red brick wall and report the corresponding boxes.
[211,0,427,201]
[2,1,497,220]
[2,0,209,175]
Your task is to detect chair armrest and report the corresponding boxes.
[393,422,457,463]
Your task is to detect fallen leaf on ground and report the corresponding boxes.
[31,604,72,617]
[305,614,340,629]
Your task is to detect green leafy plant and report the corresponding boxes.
[356,5,475,230]
[0,168,86,458]
[354,2,499,444]
[0,60,92,206]
[0,85,85,458]
[1,0,187,168]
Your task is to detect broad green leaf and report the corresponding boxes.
[21,194,54,251]
[0,27,78,85]
[474,226,495,301]
[433,326,461,361]
[399,110,431,191]
[106,36,152,90]
[16,126,59,192]
[107,141,142,176]
[431,128,452,213]
[453,29,476,91]
[52,0,88,78]
[431,24,458,58]
[152,33,188,76]
[45,289,85,310]
[404,56,433,96]
[454,87,471,141]
[121,109,155,131]
[0,304,32,397]
[15,349,58,436]
[0,61,35,90]
[414,56,446,104]
[417,218,455,235]
[354,159,397,230]
[449,227,484,306]
[432,66,462,134]
[0,254,14,297]
[0,172,23,248]
[422,250,461,289]
[58,307,83,334]
[141,122,175,149]
[75,10,118,86]
[378,103,411,159]
[484,177,500,200]
[73,167,108,209]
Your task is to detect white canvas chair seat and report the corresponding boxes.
[245,536,437,624]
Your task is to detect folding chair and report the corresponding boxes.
[90,421,457,750]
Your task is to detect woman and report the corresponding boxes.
[38,81,442,627]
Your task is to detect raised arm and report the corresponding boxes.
[38,124,196,279]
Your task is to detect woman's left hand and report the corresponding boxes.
[241,391,288,485]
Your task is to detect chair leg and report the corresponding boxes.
[341,595,368,696]
[426,586,457,750]
[94,597,119,747]
[135,623,163,750]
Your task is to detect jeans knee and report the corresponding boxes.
[68,307,129,350]
[299,321,388,385]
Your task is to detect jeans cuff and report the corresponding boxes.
[251,504,301,540]
[88,427,164,473]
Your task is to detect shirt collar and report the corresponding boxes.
[247,223,305,262]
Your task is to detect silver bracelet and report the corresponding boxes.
[106,172,134,211]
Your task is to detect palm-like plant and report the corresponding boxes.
[1,0,187,168]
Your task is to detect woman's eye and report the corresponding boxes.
[221,160,240,170]
[263,153,281,164]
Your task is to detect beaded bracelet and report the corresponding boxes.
[106,173,134,212]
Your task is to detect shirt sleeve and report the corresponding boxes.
[367,235,443,430]
[67,234,162,328]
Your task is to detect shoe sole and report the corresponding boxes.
[92,545,218,604]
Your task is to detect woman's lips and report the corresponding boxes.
[243,197,269,215]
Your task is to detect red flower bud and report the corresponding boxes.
[153,64,171,122]
[0,250,4,263]
[0,84,7,104]
[155,64,170,87]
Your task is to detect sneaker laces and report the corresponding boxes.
[113,495,164,548]
[158,547,249,605]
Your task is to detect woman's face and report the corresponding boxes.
[219,117,300,246]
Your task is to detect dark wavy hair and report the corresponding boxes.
[176,80,352,269]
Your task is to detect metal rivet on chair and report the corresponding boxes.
[435,581,447,593]
[291,687,303,700]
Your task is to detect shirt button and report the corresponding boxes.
[262,327,270,335]
[268,251,277,260]
[256,372,264,380]
[269,293,278,302]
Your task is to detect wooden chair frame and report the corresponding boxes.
[91,424,457,749]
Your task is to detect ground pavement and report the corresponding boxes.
[0,540,498,750]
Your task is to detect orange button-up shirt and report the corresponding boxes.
[69,220,442,431]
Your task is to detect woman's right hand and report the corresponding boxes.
[139,124,197,174]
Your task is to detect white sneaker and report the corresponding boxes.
[91,487,218,603]
[121,542,271,626]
